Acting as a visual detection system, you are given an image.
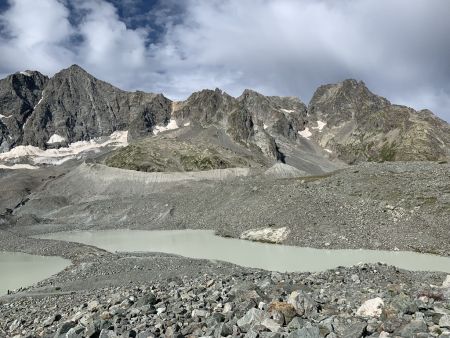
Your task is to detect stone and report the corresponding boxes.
[64,325,85,338]
[240,227,290,244]
[287,317,306,331]
[398,319,427,338]
[356,297,384,317]
[43,315,55,327]
[54,321,77,338]
[99,329,118,338]
[261,318,281,332]
[223,302,233,313]
[287,326,321,338]
[9,319,21,332]
[287,290,317,317]
[391,293,418,314]
[440,315,450,329]
[443,275,450,288]
[244,330,259,338]
[268,302,297,324]
[136,293,157,307]
[87,300,100,311]
[341,321,367,338]
[260,333,282,338]
[192,309,209,318]
[237,308,270,332]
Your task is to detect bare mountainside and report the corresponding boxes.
[1,65,449,175]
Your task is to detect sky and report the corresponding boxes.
[0,0,449,122]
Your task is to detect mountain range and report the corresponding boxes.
[1,65,449,174]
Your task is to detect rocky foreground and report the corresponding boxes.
[1,254,450,338]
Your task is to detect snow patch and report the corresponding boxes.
[356,297,384,317]
[0,114,13,119]
[153,119,179,135]
[280,109,295,113]
[0,131,128,166]
[0,163,38,170]
[324,148,332,153]
[298,127,312,139]
[312,120,327,131]
[183,122,191,127]
[240,227,290,244]
[263,124,268,130]
[47,134,66,144]
[33,91,45,110]
[20,71,31,77]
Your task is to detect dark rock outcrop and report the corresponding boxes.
[20,65,172,147]
[0,70,48,148]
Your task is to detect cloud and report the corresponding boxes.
[0,0,75,73]
[0,0,449,122]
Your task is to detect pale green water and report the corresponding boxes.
[0,252,69,296]
[37,229,450,273]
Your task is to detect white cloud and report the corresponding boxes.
[0,0,75,73]
[0,0,449,122]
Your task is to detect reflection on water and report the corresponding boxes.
[0,252,69,296]
[37,229,450,273]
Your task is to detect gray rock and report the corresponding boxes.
[261,318,282,332]
[391,293,418,314]
[63,325,85,338]
[237,308,270,332]
[287,317,306,331]
[54,321,77,338]
[287,326,320,338]
[398,319,428,338]
[341,321,367,338]
[287,290,317,317]
[192,309,209,318]
[440,314,450,329]
[99,329,118,338]
[244,330,259,338]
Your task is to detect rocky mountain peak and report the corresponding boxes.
[173,88,236,126]
[307,79,450,163]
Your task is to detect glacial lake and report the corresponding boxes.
[37,229,450,273]
[0,252,70,296]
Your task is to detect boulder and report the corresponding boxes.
[356,297,384,318]
[287,290,317,317]
[237,308,270,332]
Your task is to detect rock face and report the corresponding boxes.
[0,70,48,150]
[0,65,174,150]
[21,65,173,148]
[308,79,450,163]
[171,88,308,162]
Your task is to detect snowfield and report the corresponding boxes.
[312,120,327,131]
[298,127,312,139]
[0,131,128,167]
[47,134,66,144]
[153,119,179,135]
